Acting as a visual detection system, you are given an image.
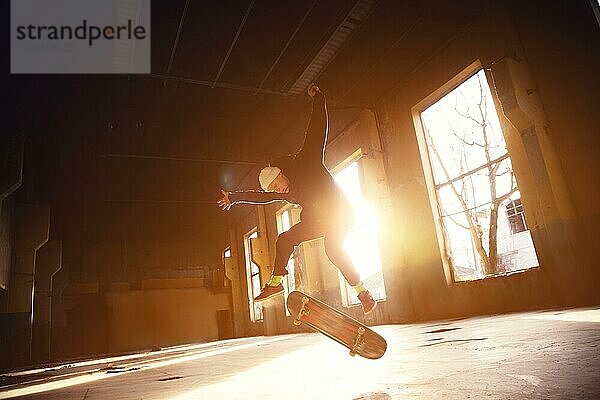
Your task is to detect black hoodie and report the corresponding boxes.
[228,92,351,224]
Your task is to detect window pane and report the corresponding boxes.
[282,258,295,316]
[282,210,291,232]
[254,303,263,321]
[244,229,262,321]
[252,274,261,293]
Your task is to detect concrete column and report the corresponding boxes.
[0,196,15,297]
[250,206,280,335]
[1,134,24,297]
[224,229,244,337]
[50,263,69,360]
[32,240,62,362]
[7,203,50,365]
[491,58,579,301]
[0,134,24,217]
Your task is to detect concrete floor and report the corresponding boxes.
[1,307,599,399]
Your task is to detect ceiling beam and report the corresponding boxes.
[146,73,366,108]
[287,0,379,95]
[166,0,192,76]
[339,7,429,100]
[253,0,318,95]
[102,153,263,166]
[212,0,256,88]
[102,199,216,205]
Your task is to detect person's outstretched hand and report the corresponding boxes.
[307,83,320,97]
[217,189,232,211]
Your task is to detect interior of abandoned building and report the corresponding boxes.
[1,0,599,397]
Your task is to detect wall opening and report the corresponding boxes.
[334,160,387,305]
[416,66,539,282]
[243,229,262,322]
[276,206,300,316]
[219,247,231,288]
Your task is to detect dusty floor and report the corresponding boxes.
[1,307,599,399]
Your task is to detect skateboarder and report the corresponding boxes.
[218,84,377,314]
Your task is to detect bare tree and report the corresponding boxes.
[426,74,517,275]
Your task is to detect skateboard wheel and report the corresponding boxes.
[294,296,310,325]
[350,326,366,357]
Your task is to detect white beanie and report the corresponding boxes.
[259,166,281,191]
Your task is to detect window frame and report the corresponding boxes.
[331,150,387,306]
[276,205,300,316]
[243,228,263,322]
[505,199,528,234]
[411,60,539,284]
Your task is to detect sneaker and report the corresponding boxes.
[254,283,284,302]
[358,291,377,315]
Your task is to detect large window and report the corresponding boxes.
[418,68,539,281]
[276,207,298,316]
[244,229,263,322]
[334,161,386,305]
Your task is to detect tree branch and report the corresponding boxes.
[454,106,483,126]
[446,212,470,230]
[495,186,518,205]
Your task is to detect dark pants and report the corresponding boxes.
[273,212,360,286]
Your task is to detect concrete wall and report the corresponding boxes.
[0,133,24,292]
[372,0,599,320]
[231,208,266,337]
[104,284,229,352]
[1,203,50,368]
[505,0,599,299]
[0,195,15,294]
[83,241,217,285]
[32,240,62,363]
[6,1,592,358]
[226,0,600,333]
[50,263,70,361]
[56,279,230,357]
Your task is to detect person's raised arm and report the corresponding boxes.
[217,189,291,211]
[300,84,327,163]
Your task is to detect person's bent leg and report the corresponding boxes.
[324,232,377,314]
[255,222,322,301]
[272,221,321,276]
[323,234,360,286]
[272,223,300,277]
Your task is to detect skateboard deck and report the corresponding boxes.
[286,290,387,359]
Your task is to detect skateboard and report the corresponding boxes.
[286,290,387,359]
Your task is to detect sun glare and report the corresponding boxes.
[334,161,386,303]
